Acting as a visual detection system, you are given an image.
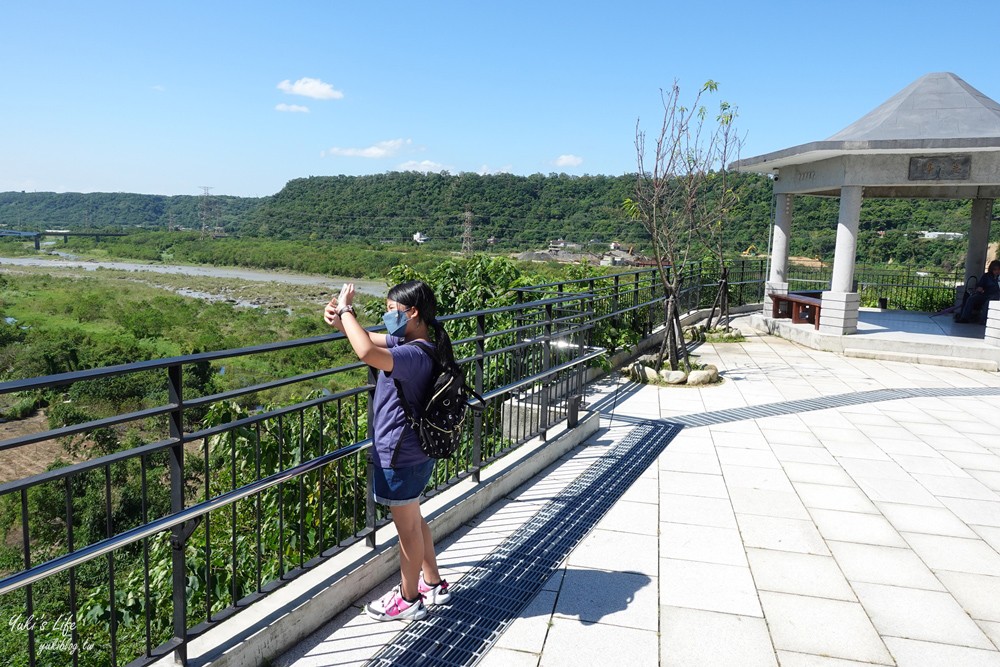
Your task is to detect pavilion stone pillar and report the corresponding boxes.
[965,198,994,287]
[983,301,1000,347]
[821,185,862,335]
[985,302,1000,348]
[764,193,794,315]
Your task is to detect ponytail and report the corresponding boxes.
[429,318,459,373]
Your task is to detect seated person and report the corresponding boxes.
[958,260,1000,324]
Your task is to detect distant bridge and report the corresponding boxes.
[0,228,126,249]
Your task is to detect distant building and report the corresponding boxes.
[920,231,964,240]
[548,239,581,252]
[600,249,638,266]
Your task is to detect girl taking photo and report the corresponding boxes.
[323,280,453,621]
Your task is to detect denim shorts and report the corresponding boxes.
[373,459,435,507]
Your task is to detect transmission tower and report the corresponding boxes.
[462,207,474,256]
[198,186,213,237]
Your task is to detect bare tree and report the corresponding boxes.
[625,81,741,371]
[695,98,743,331]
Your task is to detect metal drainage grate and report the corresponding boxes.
[366,420,681,667]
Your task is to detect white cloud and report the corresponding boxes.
[323,138,411,159]
[478,164,512,175]
[277,77,343,100]
[554,154,583,167]
[151,84,166,93]
[276,103,310,113]
[397,160,449,173]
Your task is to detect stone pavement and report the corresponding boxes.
[277,316,1000,667]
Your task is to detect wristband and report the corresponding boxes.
[337,304,354,316]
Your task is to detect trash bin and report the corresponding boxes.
[878,297,888,309]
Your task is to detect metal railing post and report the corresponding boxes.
[572,292,588,426]
[472,313,485,482]
[613,274,621,328]
[167,363,188,666]
[365,366,377,548]
[633,272,641,334]
[539,303,553,441]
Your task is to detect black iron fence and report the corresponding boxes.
[0,281,666,667]
[513,260,768,348]
[788,264,963,312]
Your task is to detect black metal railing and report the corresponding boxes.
[787,264,963,311]
[0,287,643,667]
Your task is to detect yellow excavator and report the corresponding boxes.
[741,244,757,257]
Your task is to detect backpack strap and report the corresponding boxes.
[392,340,436,431]
[392,339,486,415]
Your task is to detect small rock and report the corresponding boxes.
[687,370,714,385]
[702,364,719,382]
[661,370,688,385]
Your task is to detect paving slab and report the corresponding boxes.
[552,567,657,631]
[659,558,762,617]
[660,522,748,566]
[759,591,893,664]
[729,487,811,519]
[827,540,945,590]
[745,548,856,601]
[539,618,657,667]
[808,507,907,547]
[659,492,738,529]
[736,513,830,555]
[882,637,1000,667]
[877,501,978,538]
[660,607,777,667]
[853,582,995,649]
[902,531,1000,576]
[935,570,1000,623]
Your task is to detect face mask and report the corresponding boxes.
[383,309,409,337]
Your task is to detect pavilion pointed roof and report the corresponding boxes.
[828,72,1000,141]
[734,72,1000,175]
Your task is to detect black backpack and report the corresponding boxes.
[393,341,486,459]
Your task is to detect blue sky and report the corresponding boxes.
[5,1,1000,198]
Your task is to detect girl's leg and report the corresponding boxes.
[419,516,442,585]
[390,502,425,600]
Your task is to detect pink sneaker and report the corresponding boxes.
[365,586,427,621]
[418,574,452,605]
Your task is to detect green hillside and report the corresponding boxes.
[1,171,993,270]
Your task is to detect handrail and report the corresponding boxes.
[0,343,605,597]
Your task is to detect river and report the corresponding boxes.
[0,256,388,296]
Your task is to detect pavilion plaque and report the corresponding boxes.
[908,155,971,181]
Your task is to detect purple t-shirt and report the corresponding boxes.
[371,336,435,468]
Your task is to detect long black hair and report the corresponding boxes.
[387,280,459,373]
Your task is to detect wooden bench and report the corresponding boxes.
[770,292,822,329]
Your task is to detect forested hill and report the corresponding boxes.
[0,191,260,232]
[0,172,988,267]
[240,172,639,247]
